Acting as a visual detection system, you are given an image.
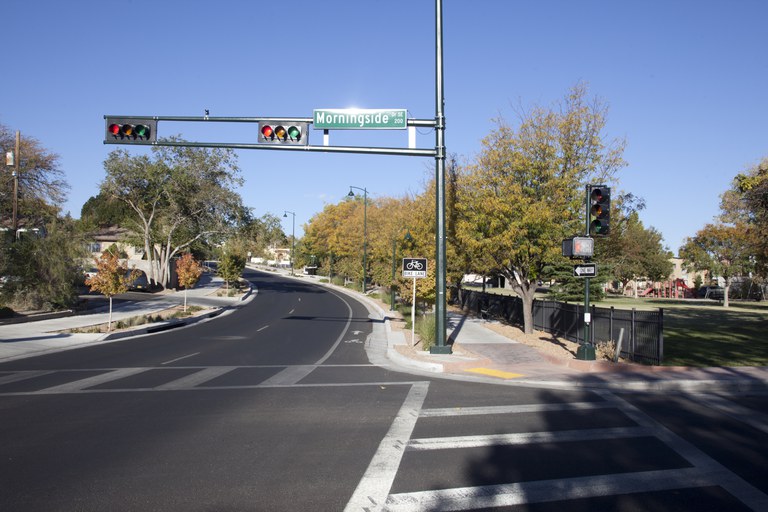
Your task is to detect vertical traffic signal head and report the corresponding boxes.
[589,185,611,236]
[258,121,308,145]
[104,117,157,144]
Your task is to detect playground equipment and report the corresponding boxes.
[640,278,694,299]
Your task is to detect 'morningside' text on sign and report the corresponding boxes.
[313,109,407,130]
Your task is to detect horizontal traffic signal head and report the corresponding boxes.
[105,117,157,144]
[588,185,611,237]
[258,121,308,145]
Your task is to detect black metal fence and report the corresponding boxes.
[452,289,664,365]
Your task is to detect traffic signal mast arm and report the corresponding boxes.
[104,115,438,157]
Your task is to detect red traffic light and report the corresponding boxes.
[105,118,157,144]
[257,121,308,145]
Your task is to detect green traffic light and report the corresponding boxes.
[287,125,301,141]
[134,124,150,138]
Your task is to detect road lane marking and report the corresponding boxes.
[161,352,201,365]
[156,366,237,390]
[256,325,269,332]
[0,370,55,385]
[314,288,354,365]
[259,365,316,386]
[408,426,651,451]
[344,381,429,512]
[420,401,614,418]
[599,390,768,511]
[40,368,150,393]
[385,468,721,511]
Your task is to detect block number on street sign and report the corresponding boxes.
[402,258,427,278]
[573,263,597,277]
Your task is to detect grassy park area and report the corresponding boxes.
[585,297,768,367]
[470,286,768,367]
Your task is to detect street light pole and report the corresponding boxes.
[348,186,368,294]
[283,210,296,275]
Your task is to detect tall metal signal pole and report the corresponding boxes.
[431,0,450,353]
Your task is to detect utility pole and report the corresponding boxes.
[12,131,20,234]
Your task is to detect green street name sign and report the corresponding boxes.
[313,108,407,130]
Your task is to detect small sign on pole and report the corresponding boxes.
[573,263,597,277]
[402,258,427,347]
[402,258,427,278]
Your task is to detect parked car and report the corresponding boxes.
[126,270,150,292]
[698,286,725,300]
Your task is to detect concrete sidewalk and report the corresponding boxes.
[0,273,252,362]
[382,308,768,392]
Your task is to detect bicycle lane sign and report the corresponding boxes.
[402,258,427,278]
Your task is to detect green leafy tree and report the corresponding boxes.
[217,252,245,291]
[455,84,626,333]
[100,140,245,288]
[0,218,86,310]
[680,222,752,307]
[729,158,768,276]
[85,251,138,331]
[597,200,673,296]
[79,193,133,229]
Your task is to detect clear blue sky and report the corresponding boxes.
[3,0,767,254]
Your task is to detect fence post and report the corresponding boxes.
[658,308,664,365]
[630,308,636,362]
[609,306,614,344]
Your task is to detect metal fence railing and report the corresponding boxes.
[452,289,664,365]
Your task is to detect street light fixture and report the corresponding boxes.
[348,186,368,293]
[390,229,412,311]
[283,210,296,275]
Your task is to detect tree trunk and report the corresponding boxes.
[520,287,536,334]
[107,296,113,332]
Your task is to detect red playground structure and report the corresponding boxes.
[640,278,695,299]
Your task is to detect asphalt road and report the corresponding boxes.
[1,268,766,511]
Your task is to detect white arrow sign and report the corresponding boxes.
[573,263,597,277]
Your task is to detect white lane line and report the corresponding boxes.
[0,370,55,385]
[385,468,721,512]
[344,381,429,512]
[259,365,316,386]
[156,366,237,390]
[697,393,768,434]
[256,325,269,332]
[161,352,201,365]
[40,368,150,394]
[599,390,768,511]
[420,401,614,417]
[408,426,651,451]
[314,288,354,366]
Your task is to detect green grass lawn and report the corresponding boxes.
[470,286,768,367]
[596,297,768,367]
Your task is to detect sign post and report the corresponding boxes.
[402,258,427,346]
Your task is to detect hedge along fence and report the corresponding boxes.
[451,288,663,365]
